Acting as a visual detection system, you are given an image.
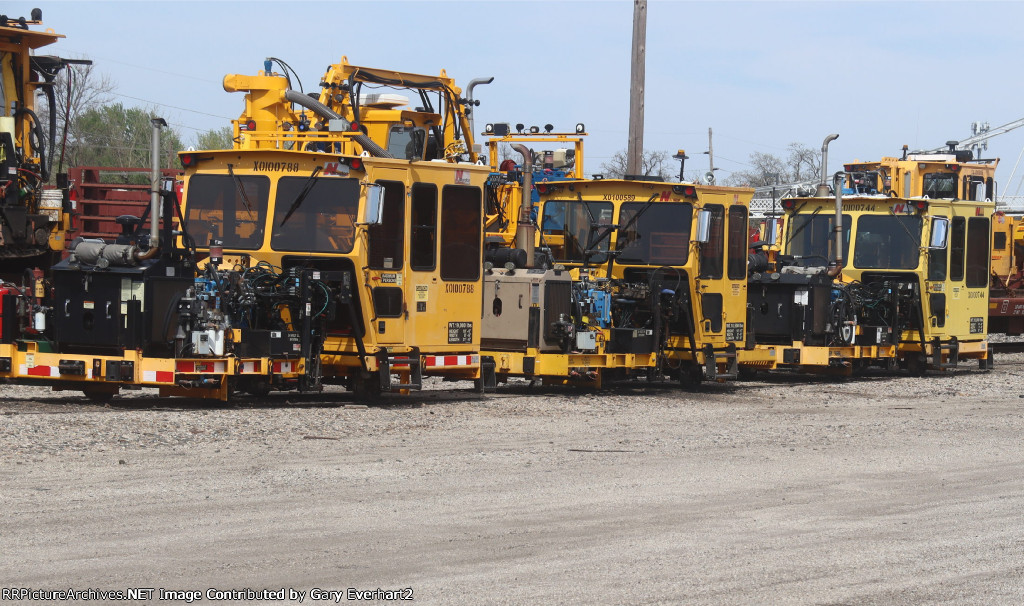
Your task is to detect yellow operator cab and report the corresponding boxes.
[482,174,758,386]
[746,151,994,374]
[475,125,761,387]
[176,58,491,396]
[179,149,489,394]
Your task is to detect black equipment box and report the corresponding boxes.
[608,327,657,354]
[236,329,302,358]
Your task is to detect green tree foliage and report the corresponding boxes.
[66,103,185,171]
[194,126,235,151]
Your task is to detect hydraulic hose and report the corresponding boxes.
[14,107,47,181]
[283,90,393,159]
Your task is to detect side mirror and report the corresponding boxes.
[929,217,949,249]
[695,209,712,243]
[364,183,385,225]
[763,217,780,246]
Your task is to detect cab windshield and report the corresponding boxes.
[185,174,269,249]
[786,212,851,266]
[271,177,360,252]
[853,214,922,269]
[541,200,613,264]
[617,202,693,265]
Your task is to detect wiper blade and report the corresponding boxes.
[888,207,922,248]
[279,166,323,227]
[227,163,255,219]
[784,202,818,246]
[584,194,660,266]
[616,193,659,237]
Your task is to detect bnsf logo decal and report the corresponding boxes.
[445,283,475,294]
[253,161,300,172]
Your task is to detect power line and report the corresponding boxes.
[108,91,232,121]
[58,49,220,84]
[713,132,790,151]
[713,154,753,168]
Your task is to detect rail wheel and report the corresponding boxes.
[677,363,703,390]
[737,366,759,381]
[82,386,118,403]
[905,352,927,377]
[351,374,381,401]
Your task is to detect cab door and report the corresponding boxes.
[366,174,408,345]
[405,181,445,348]
[432,183,484,351]
[695,193,748,346]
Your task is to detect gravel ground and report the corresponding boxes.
[1,357,1023,605]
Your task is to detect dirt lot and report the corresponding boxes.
[2,358,1023,605]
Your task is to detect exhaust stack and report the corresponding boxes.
[827,171,845,277]
[150,118,166,249]
[816,133,839,197]
[512,144,535,267]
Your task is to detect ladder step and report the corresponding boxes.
[379,356,423,391]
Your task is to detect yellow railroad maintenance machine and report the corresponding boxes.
[0,50,764,399]
[3,52,996,402]
[990,211,1024,335]
[0,57,491,400]
[0,9,87,273]
[745,144,994,374]
[479,125,760,387]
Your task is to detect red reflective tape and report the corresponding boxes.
[156,371,174,383]
[425,355,477,367]
[176,361,195,373]
[27,365,53,377]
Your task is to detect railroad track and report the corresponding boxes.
[989,339,1024,354]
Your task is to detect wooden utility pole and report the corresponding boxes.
[626,0,647,176]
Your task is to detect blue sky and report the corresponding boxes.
[14,1,1024,194]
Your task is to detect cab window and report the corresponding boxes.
[410,183,437,271]
[700,204,725,279]
[852,215,922,269]
[787,213,851,266]
[185,174,269,250]
[949,217,966,281]
[388,126,427,160]
[727,205,748,280]
[927,215,948,281]
[368,180,405,270]
[617,202,692,266]
[542,200,613,264]
[965,217,990,288]
[440,185,482,281]
[923,173,957,199]
[271,177,359,252]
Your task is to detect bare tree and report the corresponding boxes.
[723,151,789,187]
[722,142,824,187]
[599,149,671,180]
[36,62,116,177]
[786,142,820,182]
